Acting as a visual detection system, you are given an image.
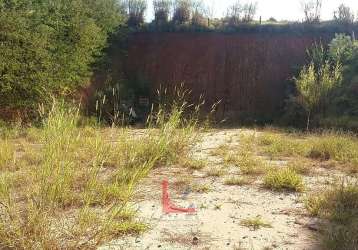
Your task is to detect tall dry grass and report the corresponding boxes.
[0,93,201,249]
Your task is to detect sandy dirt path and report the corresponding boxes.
[100,129,323,250]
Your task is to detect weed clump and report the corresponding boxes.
[206,167,225,177]
[305,180,358,250]
[224,176,251,186]
[264,168,304,192]
[180,158,206,170]
[240,216,272,230]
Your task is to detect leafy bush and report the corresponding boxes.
[287,34,358,131]
[0,0,125,111]
[329,34,358,118]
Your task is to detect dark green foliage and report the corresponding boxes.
[329,34,358,117]
[0,0,125,110]
[285,33,358,131]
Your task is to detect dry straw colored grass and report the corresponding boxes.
[0,139,15,170]
[305,180,358,250]
[258,130,358,173]
[0,96,201,249]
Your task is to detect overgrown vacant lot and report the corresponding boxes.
[1,112,358,249]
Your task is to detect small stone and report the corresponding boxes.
[294,218,306,225]
[306,218,325,231]
[192,236,199,245]
[226,242,230,246]
[158,245,162,248]
[307,222,319,231]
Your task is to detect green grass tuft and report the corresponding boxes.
[264,168,304,192]
[224,176,252,186]
[192,183,211,193]
[240,216,272,230]
[181,158,206,170]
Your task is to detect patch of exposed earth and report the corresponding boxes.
[100,129,332,250]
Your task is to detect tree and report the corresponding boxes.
[173,0,192,24]
[123,0,147,27]
[295,61,342,130]
[268,17,277,22]
[191,0,208,26]
[301,0,322,23]
[334,4,355,25]
[241,2,257,23]
[226,1,243,26]
[153,0,172,24]
[225,1,257,25]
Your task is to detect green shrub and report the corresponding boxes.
[0,0,125,110]
[294,61,342,130]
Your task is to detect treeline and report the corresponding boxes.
[0,0,125,115]
[122,0,357,29]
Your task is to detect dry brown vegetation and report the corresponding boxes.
[0,100,200,249]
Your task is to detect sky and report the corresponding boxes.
[145,0,358,22]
